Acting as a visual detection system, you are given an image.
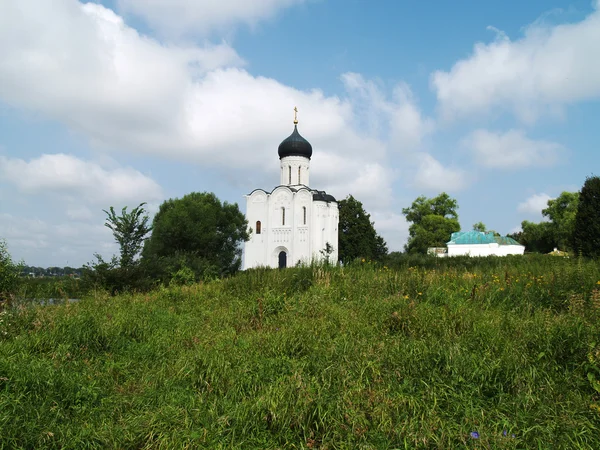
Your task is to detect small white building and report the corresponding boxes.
[444,231,525,257]
[243,112,339,269]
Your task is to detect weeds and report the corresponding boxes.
[1,255,599,448]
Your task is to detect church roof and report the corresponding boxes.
[246,186,336,203]
[312,190,337,203]
[278,125,313,160]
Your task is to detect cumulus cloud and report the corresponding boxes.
[0,154,163,205]
[311,152,395,210]
[461,129,563,169]
[0,1,396,174]
[413,153,468,192]
[431,4,600,122]
[371,212,410,253]
[517,193,552,216]
[341,73,434,151]
[118,0,306,37]
[0,213,117,267]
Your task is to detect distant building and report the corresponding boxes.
[443,231,525,257]
[243,109,339,269]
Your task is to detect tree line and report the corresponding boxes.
[2,176,600,298]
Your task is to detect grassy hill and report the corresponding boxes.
[1,256,600,448]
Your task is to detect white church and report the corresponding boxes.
[243,110,339,269]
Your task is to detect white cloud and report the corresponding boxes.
[431,4,600,122]
[0,154,163,205]
[341,73,434,151]
[0,213,117,267]
[413,153,468,192]
[118,0,306,37]
[517,193,552,216]
[371,212,409,252]
[312,152,395,210]
[66,206,94,221]
[461,129,563,169]
[0,1,244,156]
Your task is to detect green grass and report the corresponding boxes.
[1,255,600,448]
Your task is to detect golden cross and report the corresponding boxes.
[293,106,298,125]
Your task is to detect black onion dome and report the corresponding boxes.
[278,125,313,159]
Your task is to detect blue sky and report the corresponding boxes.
[1,0,599,266]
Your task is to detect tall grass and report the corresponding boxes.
[1,255,599,448]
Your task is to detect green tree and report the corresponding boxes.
[338,195,388,264]
[542,191,579,251]
[402,193,460,254]
[514,220,555,253]
[572,176,600,257]
[473,222,487,232]
[0,239,21,305]
[103,203,152,268]
[143,192,249,278]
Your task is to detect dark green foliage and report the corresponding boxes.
[143,192,249,279]
[511,191,579,253]
[403,193,461,254]
[17,276,85,302]
[543,191,579,251]
[512,220,555,253]
[103,203,152,268]
[82,254,156,295]
[0,240,21,306]
[1,258,600,448]
[338,195,387,264]
[573,176,600,257]
[473,221,487,232]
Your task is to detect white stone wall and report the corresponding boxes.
[447,243,525,257]
[244,186,338,269]
[280,156,310,186]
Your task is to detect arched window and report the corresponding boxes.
[298,166,301,184]
[282,207,285,225]
[288,166,291,184]
[303,206,307,225]
[256,220,261,234]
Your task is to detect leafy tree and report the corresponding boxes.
[338,195,388,264]
[542,191,579,251]
[143,192,249,278]
[103,203,152,268]
[402,193,460,254]
[0,240,21,305]
[509,191,579,254]
[572,176,600,257]
[473,222,487,232]
[513,220,555,253]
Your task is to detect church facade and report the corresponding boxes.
[243,112,339,269]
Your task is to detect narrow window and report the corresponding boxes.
[303,206,307,225]
[288,166,291,184]
[256,220,261,234]
[282,207,285,225]
[298,166,301,184]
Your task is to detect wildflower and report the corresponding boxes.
[596,281,600,285]
[470,431,479,439]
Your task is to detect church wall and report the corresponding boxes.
[291,189,312,266]
[244,190,270,268]
[280,156,310,186]
[310,201,339,264]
